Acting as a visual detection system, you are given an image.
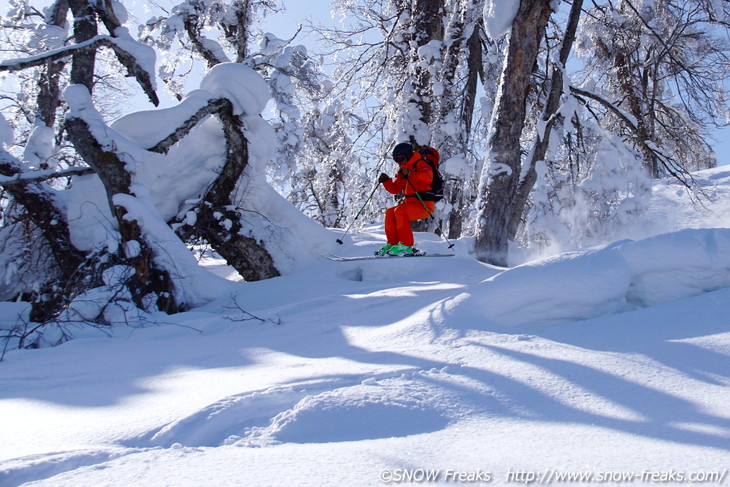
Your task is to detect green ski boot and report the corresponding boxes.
[387,243,417,256]
[375,244,394,256]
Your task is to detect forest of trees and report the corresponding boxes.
[0,0,728,347]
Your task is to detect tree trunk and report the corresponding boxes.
[446,183,465,239]
[67,0,97,91]
[431,0,481,239]
[65,116,179,313]
[462,19,483,139]
[173,15,280,281]
[408,0,444,137]
[474,0,552,266]
[508,0,583,240]
[36,0,69,130]
[193,104,280,281]
[445,5,485,240]
[0,153,86,321]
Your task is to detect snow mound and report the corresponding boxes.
[0,449,126,487]
[130,372,475,449]
[240,377,451,445]
[450,228,730,327]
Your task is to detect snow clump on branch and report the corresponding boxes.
[483,0,520,40]
[200,63,270,117]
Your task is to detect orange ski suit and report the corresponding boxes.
[381,153,435,247]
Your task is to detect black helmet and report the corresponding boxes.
[392,142,413,163]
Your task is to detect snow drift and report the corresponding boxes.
[452,228,730,327]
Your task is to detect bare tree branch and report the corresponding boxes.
[570,86,696,189]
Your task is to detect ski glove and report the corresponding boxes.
[378,173,390,183]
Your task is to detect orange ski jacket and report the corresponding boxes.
[382,152,434,198]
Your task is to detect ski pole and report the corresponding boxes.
[336,182,379,245]
[336,155,392,245]
[405,177,455,250]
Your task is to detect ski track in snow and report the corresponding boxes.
[2,168,730,486]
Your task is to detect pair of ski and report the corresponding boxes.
[323,251,454,262]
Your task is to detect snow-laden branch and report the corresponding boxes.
[0,148,86,296]
[147,98,232,153]
[0,36,98,71]
[124,63,268,153]
[0,165,94,187]
[0,35,159,106]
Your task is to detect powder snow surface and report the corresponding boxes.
[1,168,730,486]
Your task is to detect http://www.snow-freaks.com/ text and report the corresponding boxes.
[378,467,728,484]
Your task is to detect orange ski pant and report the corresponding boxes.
[384,198,435,247]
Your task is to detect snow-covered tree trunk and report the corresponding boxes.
[474,0,552,266]
[63,0,179,310]
[462,15,483,139]
[35,0,68,133]
[405,0,445,234]
[425,0,481,239]
[189,102,279,282]
[411,0,443,135]
[146,0,280,281]
[0,151,87,321]
[387,0,445,146]
[67,0,97,90]
[65,113,179,313]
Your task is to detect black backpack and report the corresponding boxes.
[417,147,444,202]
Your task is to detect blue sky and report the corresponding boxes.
[712,128,730,165]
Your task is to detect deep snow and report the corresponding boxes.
[1,167,730,486]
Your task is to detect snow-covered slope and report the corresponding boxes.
[634,165,730,238]
[1,170,730,486]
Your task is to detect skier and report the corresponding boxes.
[375,142,437,256]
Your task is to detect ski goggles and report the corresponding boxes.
[393,154,407,163]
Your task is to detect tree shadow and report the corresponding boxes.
[1,273,728,460]
[0,275,466,408]
[462,342,730,452]
[538,289,730,387]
